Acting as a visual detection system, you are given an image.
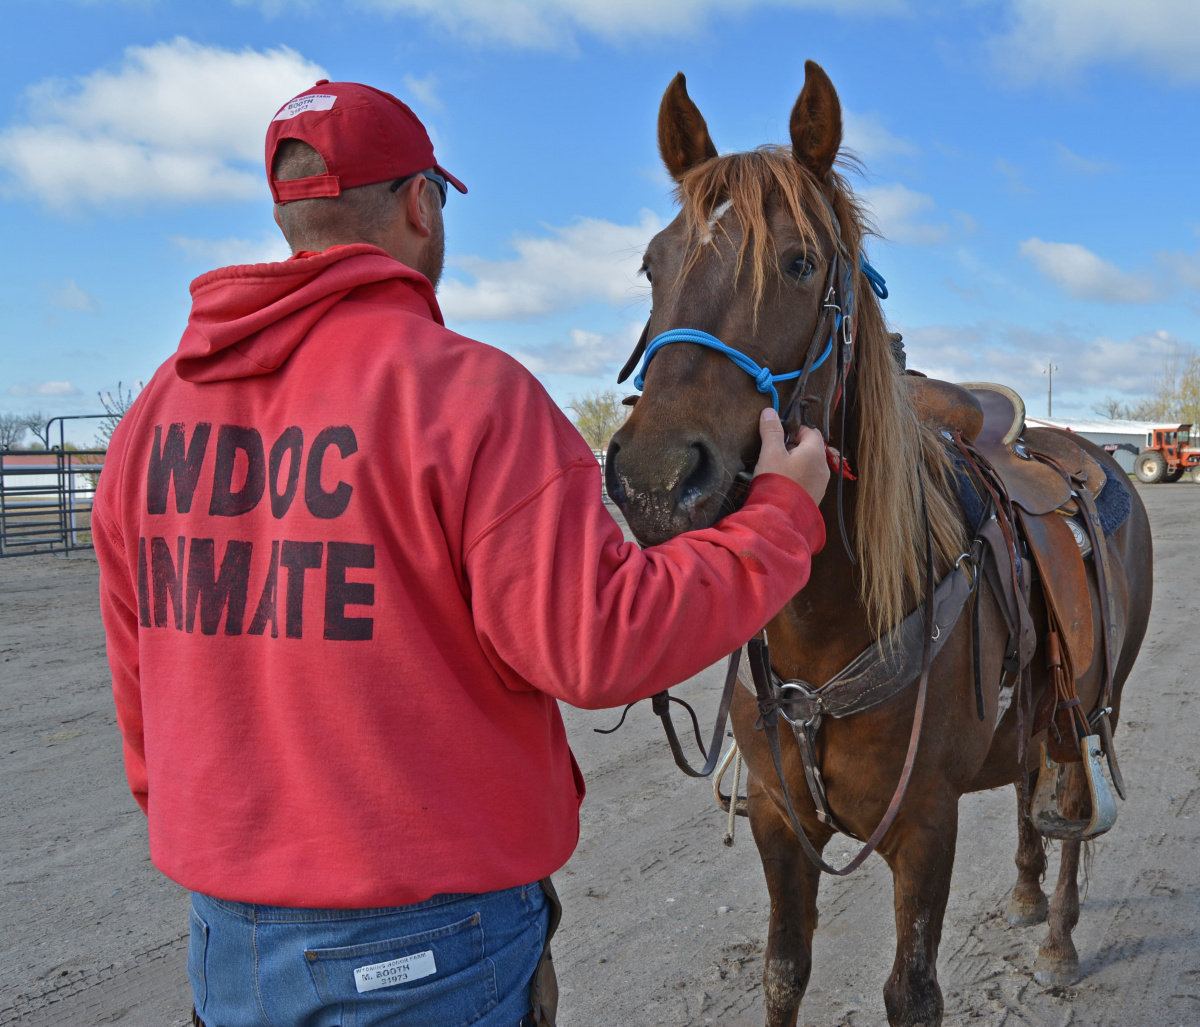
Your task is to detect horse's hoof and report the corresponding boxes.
[1033,953,1078,987]
[1004,892,1048,926]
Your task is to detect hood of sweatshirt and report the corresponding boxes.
[174,244,443,383]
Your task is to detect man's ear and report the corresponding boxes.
[404,178,434,238]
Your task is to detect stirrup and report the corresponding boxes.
[1030,734,1117,841]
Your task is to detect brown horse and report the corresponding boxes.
[605,62,1153,1027]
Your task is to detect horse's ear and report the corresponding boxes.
[658,72,718,182]
[789,60,842,182]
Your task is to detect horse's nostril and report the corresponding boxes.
[677,439,721,512]
[605,441,628,507]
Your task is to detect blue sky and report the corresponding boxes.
[2,0,1199,444]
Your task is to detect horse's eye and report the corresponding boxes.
[789,257,815,280]
[640,264,653,284]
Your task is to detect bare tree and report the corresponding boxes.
[0,413,28,450]
[1091,395,1126,419]
[1130,350,1200,424]
[96,381,143,449]
[570,389,629,450]
[22,412,51,450]
[1103,348,1200,426]
[1179,350,1200,428]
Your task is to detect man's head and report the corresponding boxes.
[265,81,465,287]
[271,140,446,286]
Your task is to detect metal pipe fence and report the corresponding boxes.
[0,415,108,558]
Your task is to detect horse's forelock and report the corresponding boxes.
[673,147,833,320]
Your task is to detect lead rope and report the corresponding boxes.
[723,748,742,846]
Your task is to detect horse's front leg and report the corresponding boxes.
[879,799,958,1027]
[746,774,829,1027]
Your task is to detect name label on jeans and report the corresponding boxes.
[354,949,437,993]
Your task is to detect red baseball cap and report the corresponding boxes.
[266,80,467,204]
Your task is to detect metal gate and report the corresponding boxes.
[0,416,107,558]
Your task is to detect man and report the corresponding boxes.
[92,80,829,1027]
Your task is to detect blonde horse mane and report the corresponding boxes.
[676,146,967,635]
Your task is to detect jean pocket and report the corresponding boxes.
[187,907,209,1013]
[304,913,498,1027]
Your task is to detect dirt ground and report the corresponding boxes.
[1,483,1197,1026]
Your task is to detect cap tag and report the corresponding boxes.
[273,94,337,121]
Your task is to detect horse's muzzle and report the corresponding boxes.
[605,431,728,545]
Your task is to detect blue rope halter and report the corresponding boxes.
[632,255,887,411]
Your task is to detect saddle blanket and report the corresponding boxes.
[952,458,1131,539]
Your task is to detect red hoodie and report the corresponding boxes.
[92,244,825,909]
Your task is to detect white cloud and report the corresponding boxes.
[995,157,1031,194]
[992,0,1200,83]
[38,380,79,396]
[1073,329,1184,389]
[901,322,1189,415]
[860,183,948,245]
[510,323,642,376]
[1052,143,1116,176]
[440,210,659,321]
[358,0,900,49]
[1019,238,1160,304]
[1160,251,1200,292]
[46,279,100,312]
[10,380,81,397]
[842,111,916,161]
[170,232,292,267]
[0,37,327,207]
[403,73,441,111]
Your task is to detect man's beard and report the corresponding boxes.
[419,209,445,290]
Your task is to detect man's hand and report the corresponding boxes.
[752,407,830,507]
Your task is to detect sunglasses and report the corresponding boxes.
[390,169,448,208]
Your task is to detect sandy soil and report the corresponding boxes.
[1,483,1197,1026]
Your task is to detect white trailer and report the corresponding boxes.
[1024,416,1159,475]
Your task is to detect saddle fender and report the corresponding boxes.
[1018,509,1095,680]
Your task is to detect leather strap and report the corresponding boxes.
[771,564,972,723]
[789,717,849,833]
[616,320,650,384]
[1023,448,1126,797]
[971,572,986,720]
[595,648,743,779]
[1047,457,1127,800]
[747,469,937,876]
[951,432,1033,760]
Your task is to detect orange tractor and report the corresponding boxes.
[1134,424,1200,483]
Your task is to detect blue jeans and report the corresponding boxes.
[188,883,548,1027]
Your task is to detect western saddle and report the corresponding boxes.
[910,377,1124,840]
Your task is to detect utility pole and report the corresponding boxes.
[1043,363,1059,418]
